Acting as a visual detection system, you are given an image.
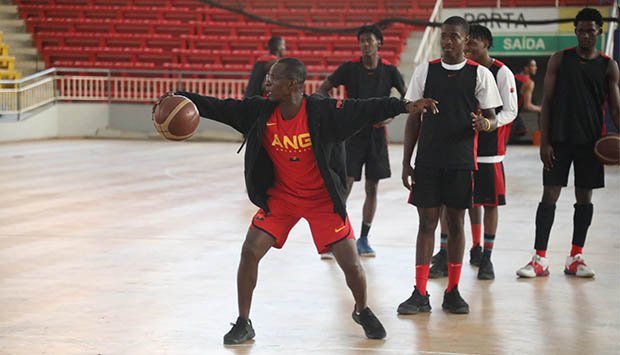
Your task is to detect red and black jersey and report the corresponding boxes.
[478,59,510,157]
[417,59,479,170]
[514,73,530,109]
[550,48,610,144]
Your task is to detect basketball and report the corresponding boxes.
[594,134,620,165]
[152,95,200,141]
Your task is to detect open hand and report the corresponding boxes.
[406,98,439,115]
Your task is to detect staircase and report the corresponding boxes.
[0,0,43,77]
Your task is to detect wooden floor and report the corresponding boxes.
[1,139,619,355]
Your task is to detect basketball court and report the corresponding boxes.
[1,139,618,354]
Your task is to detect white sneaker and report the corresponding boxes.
[564,254,595,278]
[516,254,550,278]
[320,251,334,260]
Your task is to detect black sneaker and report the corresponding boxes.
[469,246,482,266]
[397,287,431,315]
[431,249,444,264]
[352,307,387,339]
[429,250,448,278]
[223,317,255,345]
[442,287,469,314]
[477,254,495,280]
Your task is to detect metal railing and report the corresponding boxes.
[0,67,342,117]
[413,0,442,66]
[605,2,618,56]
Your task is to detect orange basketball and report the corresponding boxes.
[594,134,620,165]
[152,95,200,141]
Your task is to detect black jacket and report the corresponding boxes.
[176,92,408,220]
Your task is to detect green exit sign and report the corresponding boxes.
[490,34,605,56]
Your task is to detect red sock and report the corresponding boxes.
[415,264,430,296]
[536,250,547,257]
[471,224,482,247]
[570,245,583,257]
[446,263,462,293]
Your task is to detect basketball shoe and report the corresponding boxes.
[356,237,376,257]
[397,287,431,315]
[516,254,549,278]
[564,254,595,278]
[352,307,386,339]
[223,317,255,345]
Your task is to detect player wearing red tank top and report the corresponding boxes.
[162,58,438,344]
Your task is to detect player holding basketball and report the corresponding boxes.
[160,58,438,344]
[317,25,407,258]
[430,25,518,280]
[516,8,620,278]
[398,17,502,315]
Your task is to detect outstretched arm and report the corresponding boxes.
[171,92,263,134]
[326,96,438,141]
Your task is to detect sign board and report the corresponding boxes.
[442,7,559,33]
[490,33,606,56]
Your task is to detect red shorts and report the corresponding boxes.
[473,162,506,207]
[250,194,354,254]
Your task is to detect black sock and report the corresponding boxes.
[360,222,371,239]
[572,203,593,248]
[534,202,556,251]
[483,234,495,258]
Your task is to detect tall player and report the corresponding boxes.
[317,25,407,257]
[398,17,502,315]
[517,8,620,278]
[163,58,438,343]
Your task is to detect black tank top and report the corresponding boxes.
[551,48,610,144]
[417,59,479,170]
[477,60,510,157]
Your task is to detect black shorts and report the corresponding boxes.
[473,162,506,207]
[346,127,390,181]
[408,167,473,209]
[543,142,604,189]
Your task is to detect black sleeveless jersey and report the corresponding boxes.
[550,48,610,144]
[478,59,510,157]
[417,59,479,170]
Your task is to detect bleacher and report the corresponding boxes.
[0,32,22,80]
[15,0,430,77]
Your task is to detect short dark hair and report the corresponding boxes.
[574,8,603,27]
[276,58,306,84]
[268,36,284,53]
[469,24,493,48]
[443,16,469,34]
[523,58,536,68]
[357,25,383,44]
